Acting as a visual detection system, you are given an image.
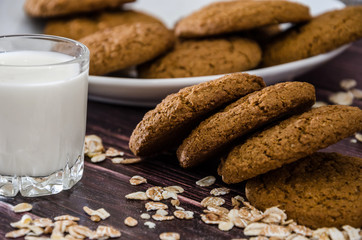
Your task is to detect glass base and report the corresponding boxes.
[0,156,84,197]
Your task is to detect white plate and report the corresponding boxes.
[1,0,347,107]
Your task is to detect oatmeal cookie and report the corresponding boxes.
[175,0,310,38]
[80,22,174,76]
[246,152,362,228]
[177,82,315,168]
[218,105,362,184]
[24,0,134,18]
[44,10,163,40]
[138,37,261,78]
[129,73,265,156]
[263,6,362,67]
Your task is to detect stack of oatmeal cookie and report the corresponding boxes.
[24,0,362,77]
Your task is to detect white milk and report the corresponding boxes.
[0,50,88,177]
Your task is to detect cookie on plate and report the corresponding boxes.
[263,6,362,67]
[175,0,311,38]
[80,22,174,76]
[129,73,266,156]
[44,10,164,40]
[246,152,362,228]
[177,82,316,168]
[138,37,261,78]
[218,105,362,184]
[24,0,134,18]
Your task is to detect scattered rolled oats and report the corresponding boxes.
[24,236,51,240]
[162,190,178,200]
[145,201,168,211]
[210,187,230,196]
[33,218,53,228]
[159,232,180,240]
[95,225,121,238]
[156,209,169,216]
[228,209,250,228]
[196,176,216,187]
[83,206,110,220]
[174,210,194,220]
[218,221,234,231]
[54,215,80,222]
[342,225,360,240]
[327,227,345,240]
[244,222,269,236]
[90,215,101,222]
[125,191,148,200]
[68,225,93,239]
[144,221,156,229]
[5,228,31,238]
[262,206,287,224]
[260,224,291,238]
[140,213,151,219]
[146,186,164,201]
[152,214,174,221]
[10,214,33,228]
[286,234,310,240]
[105,147,124,157]
[175,206,185,211]
[355,133,362,142]
[163,186,184,194]
[237,207,264,222]
[90,153,106,163]
[13,202,33,213]
[124,216,138,227]
[27,225,44,236]
[340,79,357,90]
[206,206,229,216]
[129,175,147,185]
[329,91,354,105]
[288,222,313,236]
[201,213,224,225]
[200,196,225,207]
[171,199,180,207]
[112,157,142,164]
[350,138,358,143]
[350,88,362,99]
[84,135,104,157]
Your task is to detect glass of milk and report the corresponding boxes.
[0,35,89,197]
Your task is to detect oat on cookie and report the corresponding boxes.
[44,10,164,40]
[263,6,362,67]
[80,22,174,76]
[138,37,261,78]
[218,105,362,184]
[129,73,266,156]
[175,0,311,38]
[246,152,362,228]
[177,82,316,168]
[24,0,134,18]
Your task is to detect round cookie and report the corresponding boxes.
[177,82,316,168]
[263,6,362,67]
[44,10,164,40]
[174,0,311,38]
[24,0,134,18]
[138,37,261,78]
[246,152,362,228]
[218,105,362,184]
[129,73,266,156]
[80,22,174,76]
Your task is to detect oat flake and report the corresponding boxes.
[159,232,180,240]
[13,202,33,213]
[196,176,216,187]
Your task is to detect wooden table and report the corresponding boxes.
[1,40,361,240]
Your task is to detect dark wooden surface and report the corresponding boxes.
[1,40,361,240]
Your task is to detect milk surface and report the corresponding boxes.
[0,51,88,176]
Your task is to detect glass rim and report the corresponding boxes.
[0,34,89,67]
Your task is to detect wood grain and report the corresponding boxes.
[1,40,361,240]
